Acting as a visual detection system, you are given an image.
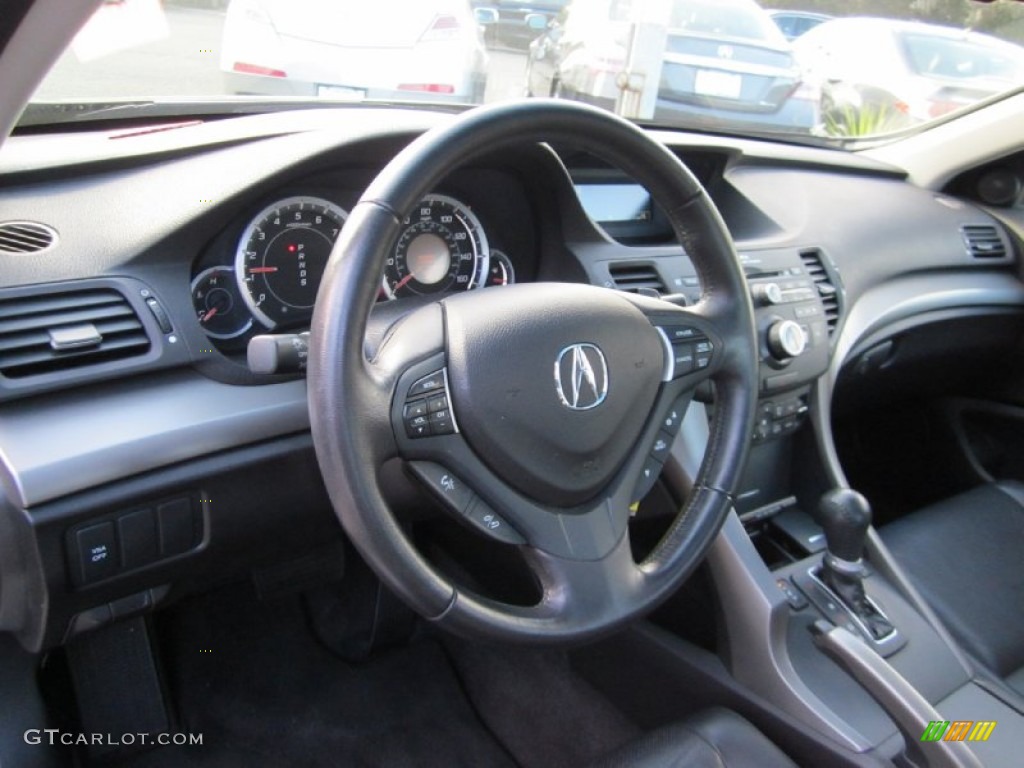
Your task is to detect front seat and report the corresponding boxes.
[595,708,796,767]
[880,480,1024,696]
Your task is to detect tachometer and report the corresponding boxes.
[235,196,348,329]
[382,194,488,299]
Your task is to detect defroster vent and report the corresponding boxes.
[608,263,666,294]
[0,221,57,254]
[0,288,150,378]
[799,249,840,339]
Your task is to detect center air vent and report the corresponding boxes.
[0,288,150,378]
[962,225,1007,259]
[0,221,57,254]
[799,249,840,339]
[608,262,666,294]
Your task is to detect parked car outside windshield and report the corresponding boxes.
[20,0,1024,143]
[795,16,1024,136]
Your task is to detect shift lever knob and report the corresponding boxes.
[818,488,872,563]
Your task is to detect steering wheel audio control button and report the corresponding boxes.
[429,408,454,435]
[404,400,428,419]
[464,498,524,546]
[408,370,446,398]
[405,414,432,438]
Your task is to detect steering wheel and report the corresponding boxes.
[308,100,757,643]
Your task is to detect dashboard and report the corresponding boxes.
[0,105,1022,652]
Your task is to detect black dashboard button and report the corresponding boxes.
[76,522,119,584]
[408,370,445,398]
[144,296,173,334]
[157,498,195,556]
[118,508,158,570]
[427,394,449,413]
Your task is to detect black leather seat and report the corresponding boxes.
[880,480,1024,696]
[593,708,796,768]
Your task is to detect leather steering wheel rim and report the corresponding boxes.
[309,100,757,643]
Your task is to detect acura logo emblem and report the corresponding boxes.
[554,343,609,410]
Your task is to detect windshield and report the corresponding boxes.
[24,0,1024,144]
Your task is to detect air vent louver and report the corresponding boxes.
[799,249,840,339]
[608,263,666,294]
[0,288,150,378]
[0,221,57,254]
[962,225,1007,259]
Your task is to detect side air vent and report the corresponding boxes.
[799,249,840,338]
[0,221,57,254]
[0,288,151,378]
[962,225,1007,259]
[608,262,666,294]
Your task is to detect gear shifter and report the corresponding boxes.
[818,489,895,641]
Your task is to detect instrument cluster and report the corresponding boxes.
[191,186,522,347]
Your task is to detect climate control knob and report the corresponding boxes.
[767,320,807,360]
[752,282,783,306]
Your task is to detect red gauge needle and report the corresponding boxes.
[394,274,415,292]
[249,266,278,274]
[201,307,219,323]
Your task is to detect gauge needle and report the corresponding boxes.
[202,307,219,322]
[249,267,279,274]
[394,274,415,292]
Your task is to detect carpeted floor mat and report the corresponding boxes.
[116,585,516,768]
[442,638,641,768]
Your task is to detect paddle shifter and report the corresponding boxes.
[818,489,895,641]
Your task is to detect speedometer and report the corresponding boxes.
[382,194,488,299]
[235,195,348,329]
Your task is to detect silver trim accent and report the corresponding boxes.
[654,326,675,382]
[0,371,310,507]
[441,366,460,435]
[808,566,898,644]
[553,343,608,410]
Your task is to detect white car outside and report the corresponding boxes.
[221,0,488,103]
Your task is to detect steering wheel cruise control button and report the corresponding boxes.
[635,456,664,501]
[658,325,714,379]
[464,498,524,545]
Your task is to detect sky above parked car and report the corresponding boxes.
[21,0,1024,144]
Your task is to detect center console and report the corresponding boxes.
[644,245,1024,767]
